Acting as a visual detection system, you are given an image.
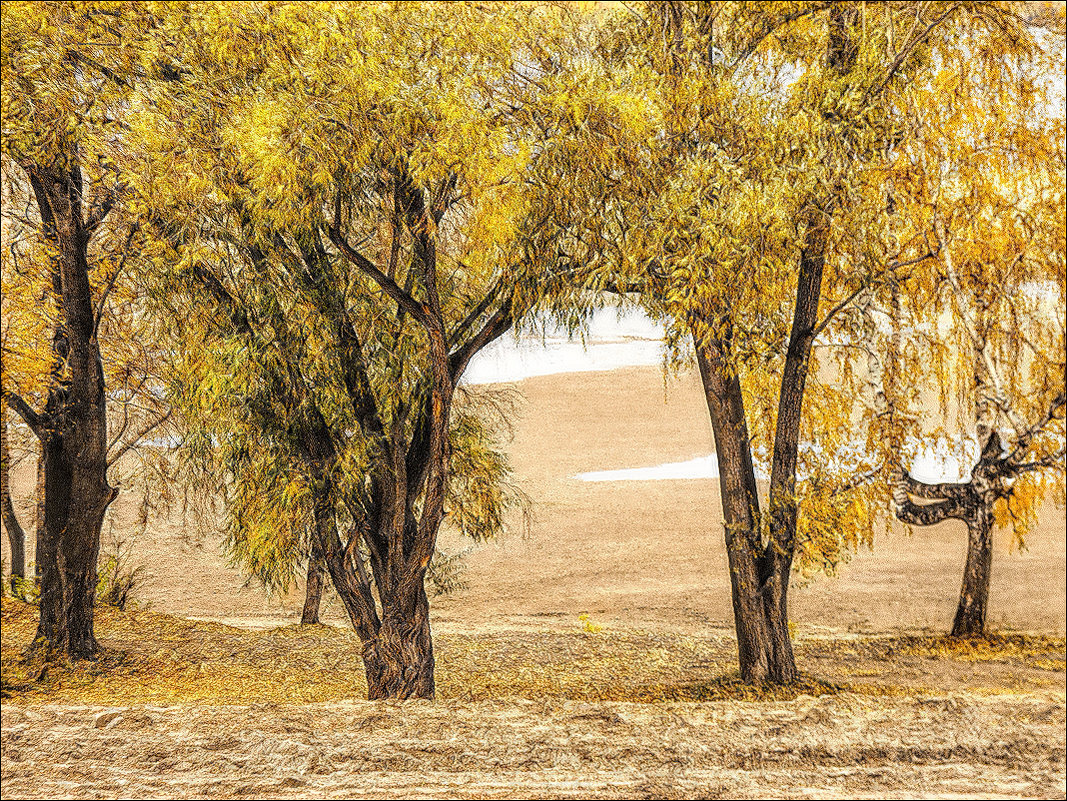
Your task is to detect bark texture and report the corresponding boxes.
[894,433,1008,638]
[300,536,326,625]
[1,406,27,593]
[7,163,117,660]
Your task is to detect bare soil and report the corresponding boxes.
[2,365,1065,798]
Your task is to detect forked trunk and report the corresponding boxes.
[366,589,435,700]
[894,437,1004,640]
[309,483,437,700]
[951,504,992,638]
[694,334,797,684]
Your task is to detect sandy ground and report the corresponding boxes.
[7,364,1059,635]
[3,694,1064,799]
[2,364,1066,798]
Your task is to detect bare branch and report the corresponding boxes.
[4,392,45,438]
[106,408,173,468]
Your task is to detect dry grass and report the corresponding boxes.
[3,598,1064,706]
[2,599,1066,799]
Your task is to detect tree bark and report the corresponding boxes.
[693,330,777,683]
[1,405,27,593]
[952,499,992,638]
[367,586,435,700]
[20,164,116,660]
[894,439,1001,640]
[34,449,45,580]
[300,535,326,625]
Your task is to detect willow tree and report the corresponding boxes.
[0,2,172,658]
[571,1,1044,684]
[133,1,640,698]
[887,5,1066,637]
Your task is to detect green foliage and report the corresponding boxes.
[425,548,472,598]
[95,539,148,611]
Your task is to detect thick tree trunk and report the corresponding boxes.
[300,535,326,625]
[34,368,114,660]
[315,508,436,700]
[951,504,992,638]
[367,587,435,700]
[22,165,114,661]
[1,407,27,593]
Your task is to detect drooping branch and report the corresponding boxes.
[106,408,173,468]
[863,4,961,104]
[811,244,939,339]
[934,217,1032,440]
[1007,390,1066,465]
[92,223,139,336]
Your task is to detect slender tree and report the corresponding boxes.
[577,1,1045,683]
[1,2,169,657]
[888,5,1066,636]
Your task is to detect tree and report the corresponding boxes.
[577,1,1044,683]
[1,402,28,592]
[134,1,630,698]
[1,1,169,658]
[888,4,1066,637]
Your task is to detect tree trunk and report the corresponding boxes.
[33,370,114,660]
[22,164,115,661]
[367,587,435,700]
[893,438,1001,640]
[300,535,326,625]
[694,331,796,684]
[1,406,27,593]
[951,503,992,638]
[34,448,45,581]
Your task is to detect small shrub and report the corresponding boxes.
[95,547,147,611]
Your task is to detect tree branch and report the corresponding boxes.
[329,191,428,325]
[897,468,974,502]
[448,303,514,384]
[1007,390,1066,464]
[106,408,173,468]
[4,392,45,438]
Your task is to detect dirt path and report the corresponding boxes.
[3,693,1064,799]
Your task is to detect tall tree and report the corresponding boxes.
[1,2,167,657]
[135,1,632,698]
[577,1,1044,683]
